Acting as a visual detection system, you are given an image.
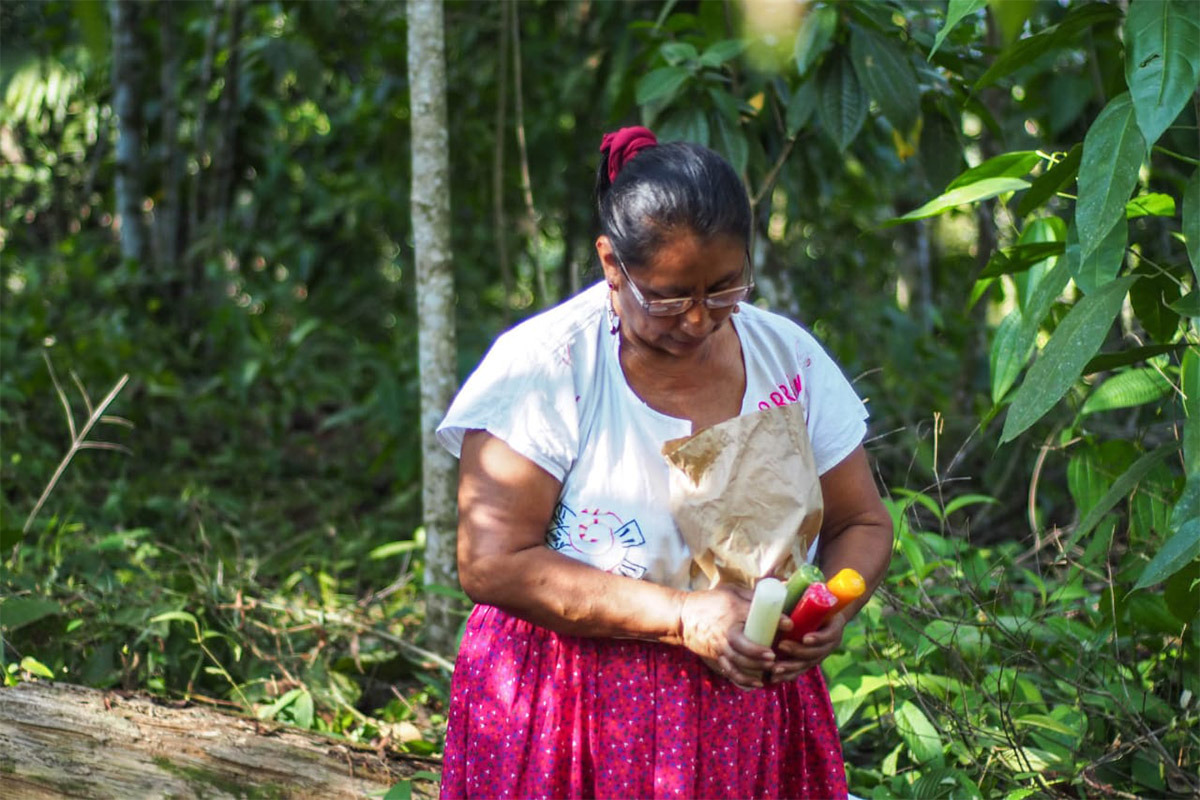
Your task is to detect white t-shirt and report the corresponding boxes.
[436,281,868,590]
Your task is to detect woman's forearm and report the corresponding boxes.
[461,542,687,643]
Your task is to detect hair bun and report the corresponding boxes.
[599,126,658,183]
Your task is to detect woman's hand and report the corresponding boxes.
[679,586,777,689]
[768,611,847,683]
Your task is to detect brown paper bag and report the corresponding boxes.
[662,402,824,591]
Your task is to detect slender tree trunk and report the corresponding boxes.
[159,2,184,282]
[109,0,147,266]
[510,3,551,307]
[187,0,223,292]
[407,0,462,655]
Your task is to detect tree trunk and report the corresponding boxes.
[0,682,435,799]
[159,2,184,281]
[109,0,147,266]
[407,0,462,656]
[212,0,243,241]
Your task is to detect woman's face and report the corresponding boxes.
[598,231,748,359]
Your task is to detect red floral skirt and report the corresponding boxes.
[439,604,847,799]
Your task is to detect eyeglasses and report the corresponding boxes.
[613,248,754,317]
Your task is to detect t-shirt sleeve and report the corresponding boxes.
[801,334,869,475]
[435,329,579,482]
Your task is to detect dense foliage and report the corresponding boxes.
[2,1,1196,797]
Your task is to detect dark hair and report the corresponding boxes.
[595,141,751,269]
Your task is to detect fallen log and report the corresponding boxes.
[0,681,439,799]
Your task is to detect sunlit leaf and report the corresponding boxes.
[891,178,1030,224]
[19,656,55,680]
[895,700,944,765]
[1076,93,1144,266]
[930,0,987,58]
[947,151,1040,193]
[990,310,1030,404]
[1080,368,1173,416]
[1001,276,1138,442]
[1124,0,1200,147]
[979,242,1064,279]
[1125,192,1176,219]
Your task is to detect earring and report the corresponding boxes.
[732,304,741,314]
[607,289,621,335]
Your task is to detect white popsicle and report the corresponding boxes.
[742,577,786,646]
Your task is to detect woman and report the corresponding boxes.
[435,126,893,799]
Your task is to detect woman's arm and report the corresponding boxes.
[458,429,778,686]
[771,445,893,680]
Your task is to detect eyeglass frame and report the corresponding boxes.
[611,244,755,318]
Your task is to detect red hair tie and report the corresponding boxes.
[600,126,658,183]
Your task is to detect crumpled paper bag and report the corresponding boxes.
[662,402,824,591]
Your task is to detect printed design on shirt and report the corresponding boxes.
[755,363,811,413]
[545,502,648,579]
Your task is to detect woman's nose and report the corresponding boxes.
[679,300,711,331]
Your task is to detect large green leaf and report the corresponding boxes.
[794,4,838,77]
[1013,216,1067,312]
[1001,276,1139,442]
[974,2,1124,90]
[1016,145,1081,218]
[991,310,1029,404]
[636,66,691,105]
[1084,343,1187,374]
[785,80,817,136]
[1184,348,1199,476]
[895,700,945,765]
[1129,273,1182,343]
[947,151,1040,192]
[979,242,1064,280]
[850,24,919,133]
[891,177,1030,224]
[1065,441,1179,550]
[1134,518,1200,590]
[1123,0,1200,147]
[817,49,867,152]
[1080,367,1173,417]
[1076,93,1145,266]
[930,0,987,58]
[713,115,748,176]
[1184,168,1200,277]
[1071,217,1127,294]
[1125,192,1175,219]
[0,597,63,631]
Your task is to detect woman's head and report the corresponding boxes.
[595,128,751,268]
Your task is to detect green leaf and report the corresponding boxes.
[368,540,423,560]
[1001,276,1139,442]
[850,24,919,133]
[1013,216,1067,311]
[817,49,867,152]
[0,598,63,631]
[988,0,1034,45]
[943,494,999,516]
[930,0,988,58]
[1185,169,1200,277]
[1124,0,1200,147]
[895,700,944,765]
[699,39,744,68]
[1084,343,1187,374]
[991,310,1030,404]
[383,782,412,800]
[1076,93,1145,266]
[660,42,699,66]
[636,66,691,105]
[1183,349,1200,475]
[974,2,1124,90]
[257,687,305,720]
[785,80,817,136]
[149,610,199,628]
[1130,273,1182,342]
[19,656,55,680]
[947,151,1040,193]
[1170,291,1200,318]
[979,242,1065,279]
[1068,449,1110,521]
[892,177,1030,224]
[1134,518,1200,589]
[1066,441,1180,550]
[1016,145,1081,218]
[1080,368,1173,416]
[1072,217,1127,294]
[1125,192,1176,219]
[714,115,749,176]
[794,5,839,77]
[1014,714,1082,739]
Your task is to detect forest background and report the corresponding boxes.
[1,0,1197,797]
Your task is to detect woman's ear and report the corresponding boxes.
[595,235,621,288]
